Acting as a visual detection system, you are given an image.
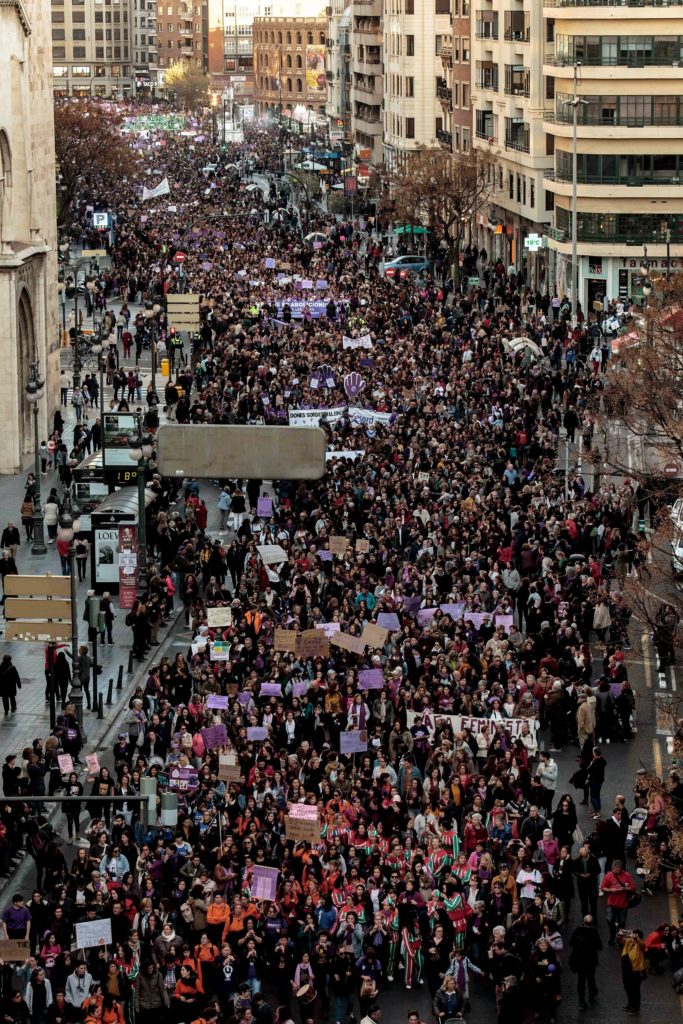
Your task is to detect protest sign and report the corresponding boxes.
[237,691,252,705]
[85,753,100,775]
[440,603,465,620]
[285,810,321,843]
[464,612,494,630]
[207,694,229,710]
[207,607,232,628]
[247,727,268,741]
[292,681,309,698]
[342,334,372,350]
[210,641,231,662]
[315,622,341,639]
[58,754,73,774]
[417,471,430,483]
[251,865,280,901]
[318,550,333,561]
[377,612,400,631]
[218,755,242,783]
[76,919,113,949]
[0,940,29,961]
[325,450,365,462]
[403,596,422,616]
[331,631,366,656]
[260,682,282,697]
[257,496,273,517]
[296,629,329,658]
[168,767,199,792]
[362,622,389,649]
[329,535,348,556]
[257,544,288,565]
[406,710,540,740]
[274,629,298,652]
[494,614,514,630]
[201,724,228,749]
[355,538,370,553]
[191,639,208,657]
[340,730,368,754]
[417,607,438,627]
[358,668,384,690]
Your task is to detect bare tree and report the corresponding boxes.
[381,148,498,290]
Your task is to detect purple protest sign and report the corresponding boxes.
[201,261,213,271]
[251,865,279,901]
[315,279,328,290]
[344,372,366,399]
[260,682,282,697]
[417,607,438,627]
[340,730,368,754]
[247,727,268,741]
[440,603,465,620]
[292,681,309,698]
[264,257,276,269]
[358,669,384,690]
[207,694,229,710]
[201,724,228,749]
[377,612,400,631]
[313,240,323,250]
[167,767,199,792]
[257,497,273,518]
[318,550,333,562]
[403,596,422,617]
[494,614,514,631]
[237,691,252,705]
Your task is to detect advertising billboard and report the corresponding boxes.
[306,45,326,93]
[102,413,138,469]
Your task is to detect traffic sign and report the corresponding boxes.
[174,251,187,263]
[663,462,679,477]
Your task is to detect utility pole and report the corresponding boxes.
[561,63,586,328]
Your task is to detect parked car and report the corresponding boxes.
[383,254,430,280]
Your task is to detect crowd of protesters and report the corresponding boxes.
[0,106,681,1024]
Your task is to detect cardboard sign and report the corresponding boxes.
[377,612,400,631]
[201,724,228,749]
[260,682,282,697]
[285,813,321,844]
[207,607,232,628]
[85,753,100,776]
[495,614,514,630]
[0,940,29,961]
[218,755,242,783]
[329,536,348,556]
[274,628,298,652]
[257,497,273,518]
[75,918,113,949]
[315,622,341,639]
[358,668,384,690]
[251,865,280,901]
[355,539,370,553]
[331,631,366,656]
[297,629,329,658]
[362,623,389,649]
[340,729,368,754]
[247,727,268,741]
[58,754,74,774]
[207,694,229,710]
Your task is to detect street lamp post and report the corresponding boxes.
[560,62,587,328]
[128,431,154,587]
[25,363,47,555]
[144,302,161,398]
[57,505,87,739]
[90,331,105,420]
[640,246,654,345]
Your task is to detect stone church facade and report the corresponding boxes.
[0,0,58,474]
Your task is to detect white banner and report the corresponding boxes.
[325,450,365,462]
[343,334,372,350]
[406,710,539,739]
[142,177,170,202]
[347,408,393,427]
[288,406,346,428]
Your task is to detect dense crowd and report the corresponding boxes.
[0,108,681,1024]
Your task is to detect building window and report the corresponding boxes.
[51,9,65,21]
[462,83,469,106]
[406,34,414,55]
[462,129,470,151]
[72,10,85,21]
[406,75,414,96]
[53,46,66,58]
[436,116,443,133]
[53,65,68,76]
[435,34,442,54]
[73,29,86,39]
[509,172,514,199]
[73,47,86,58]
[406,116,415,137]
[530,181,535,208]
[462,37,469,61]
[52,29,65,39]
[545,190,554,211]
[296,77,302,91]
[96,46,104,57]
[405,0,414,11]
[435,0,449,12]
[72,65,91,75]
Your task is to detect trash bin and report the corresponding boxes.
[161,358,170,377]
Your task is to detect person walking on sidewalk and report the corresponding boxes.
[0,522,19,562]
[586,747,607,815]
[77,644,93,711]
[0,654,21,714]
[0,548,18,604]
[100,592,116,645]
[601,859,636,944]
[20,496,34,542]
[569,914,602,1010]
[618,929,647,1015]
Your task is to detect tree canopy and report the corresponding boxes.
[164,61,209,109]
[54,101,130,224]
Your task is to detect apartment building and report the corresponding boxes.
[471,0,552,283]
[350,0,383,163]
[133,0,158,92]
[543,5,683,310]
[253,12,328,117]
[52,0,135,97]
[382,0,452,166]
[326,0,352,134]
[438,0,472,154]
[206,0,259,99]
[156,0,206,75]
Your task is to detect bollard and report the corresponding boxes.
[97,694,104,719]
[106,678,114,706]
[116,665,124,690]
[128,650,134,673]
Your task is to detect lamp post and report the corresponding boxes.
[57,504,86,739]
[210,93,218,143]
[640,246,654,346]
[128,431,154,587]
[90,335,105,419]
[144,302,161,398]
[560,62,586,328]
[25,363,47,555]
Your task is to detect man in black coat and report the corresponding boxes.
[569,914,603,1009]
[0,655,21,714]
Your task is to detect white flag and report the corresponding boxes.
[141,177,170,202]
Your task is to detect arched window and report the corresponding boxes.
[296,31,302,43]
[296,54,302,68]
[286,31,291,43]
[296,77,303,92]
[307,32,313,44]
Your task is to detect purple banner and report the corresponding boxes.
[201,724,228,749]
[358,668,384,690]
[377,612,400,631]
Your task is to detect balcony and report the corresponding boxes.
[545,168,683,185]
[544,110,683,127]
[550,224,683,243]
[438,84,453,104]
[476,63,499,90]
[354,17,381,43]
[505,127,530,151]
[505,66,530,96]
[544,0,683,5]
[354,77,381,98]
[504,13,530,42]
[354,108,382,133]
[437,128,453,147]
[547,53,683,67]
[476,128,497,142]
[440,44,453,67]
